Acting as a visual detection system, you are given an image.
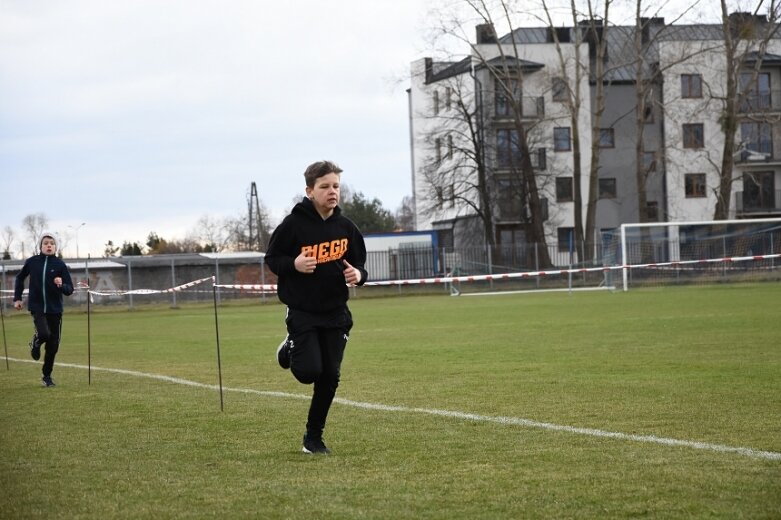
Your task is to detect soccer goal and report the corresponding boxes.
[612,217,781,291]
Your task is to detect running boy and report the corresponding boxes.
[14,232,74,387]
[265,160,368,455]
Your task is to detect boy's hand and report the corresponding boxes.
[294,251,317,274]
[13,300,22,310]
[343,260,362,286]
[53,276,63,287]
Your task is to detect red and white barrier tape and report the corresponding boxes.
[86,276,213,296]
[363,253,781,287]
[214,283,278,291]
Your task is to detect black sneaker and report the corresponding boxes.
[276,336,291,369]
[41,376,55,388]
[302,433,331,455]
[29,335,40,361]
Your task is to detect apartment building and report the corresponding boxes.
[408,15,781,256]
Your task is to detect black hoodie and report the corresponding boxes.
[265,197,368,313]
[14,253,74,314]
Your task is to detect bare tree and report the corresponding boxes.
[423,0,554,266]
[189,215,232,252]
[415,69,496,246]
[22,213,48,254]
[395,195,416,231]
[473,17,553,265]
[713,2,781,219]
[542,0,614,262]
[1,226,14,260]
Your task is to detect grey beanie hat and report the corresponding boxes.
[39,231,57,248]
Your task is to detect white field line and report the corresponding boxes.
[6,357,780,462]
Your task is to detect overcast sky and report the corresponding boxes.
[0,0,718,258]
[0,0,444,258]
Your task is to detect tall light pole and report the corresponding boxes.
[68,222,86,258]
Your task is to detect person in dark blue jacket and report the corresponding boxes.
[265,160,368,455]
[14,232,74,387]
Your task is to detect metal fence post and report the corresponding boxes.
[0,262,5,313]
[534,243,540,289]
[171,258,177,308]
[85,255,90,307]
[487,244,493,290]
[127,259,134,310]
[214,258,221,305]
[260,255,267,304]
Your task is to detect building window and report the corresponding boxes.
[683,123,704,148]
[496,177,522,218]
[599,178,617,199]
[685,173,707,198]
[643,151,657,172]
[681,74,702,98]
[743,171,775,210]
[495,78,520,117]
[444,183,455,208]
[646,201,659,221]
[554,127,571,151]
[496,128,522,168]
[739,72,771,111]
[447,135,453,159]
[433,90,439,115]
[445,87,452,111]
[552,77,567,102]
[599,128,615,148]
[435,137,442,163]
[535,148,547,170]
[556,177,573,202]
[740,121,772,158]
[557,227,575,252]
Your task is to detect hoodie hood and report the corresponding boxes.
[39,231,57,253]
[40,231,57,246]
[292,196,342,221]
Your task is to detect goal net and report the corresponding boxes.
[607,218,781,291]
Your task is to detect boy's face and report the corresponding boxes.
[40,237,57,256]
[306,172,341,217]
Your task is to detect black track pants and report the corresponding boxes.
[285,307,353,438]
[32,312,62,377]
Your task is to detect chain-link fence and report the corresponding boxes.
[2,226,780,309]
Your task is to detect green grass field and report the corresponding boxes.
[1,284,780,519]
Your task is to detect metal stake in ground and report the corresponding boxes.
[1,279,8,371]
[87,283,92,385]
[212,276,224,411]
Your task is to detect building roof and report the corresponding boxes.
[429,57,472,82]
[479,55,545,72]
[426,19,781,85]
[744,50,781,64]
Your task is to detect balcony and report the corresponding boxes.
[495,147,547,170]
[734,190,781,215]
[494,96,545,119]
[738,88,781,114]
[734,146,779,164]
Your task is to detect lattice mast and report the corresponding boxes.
[248,182,262,251]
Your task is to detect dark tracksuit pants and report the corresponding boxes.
[285,306,352,438]
[32,312,62,378]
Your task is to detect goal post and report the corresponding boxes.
[618,217,781,291]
